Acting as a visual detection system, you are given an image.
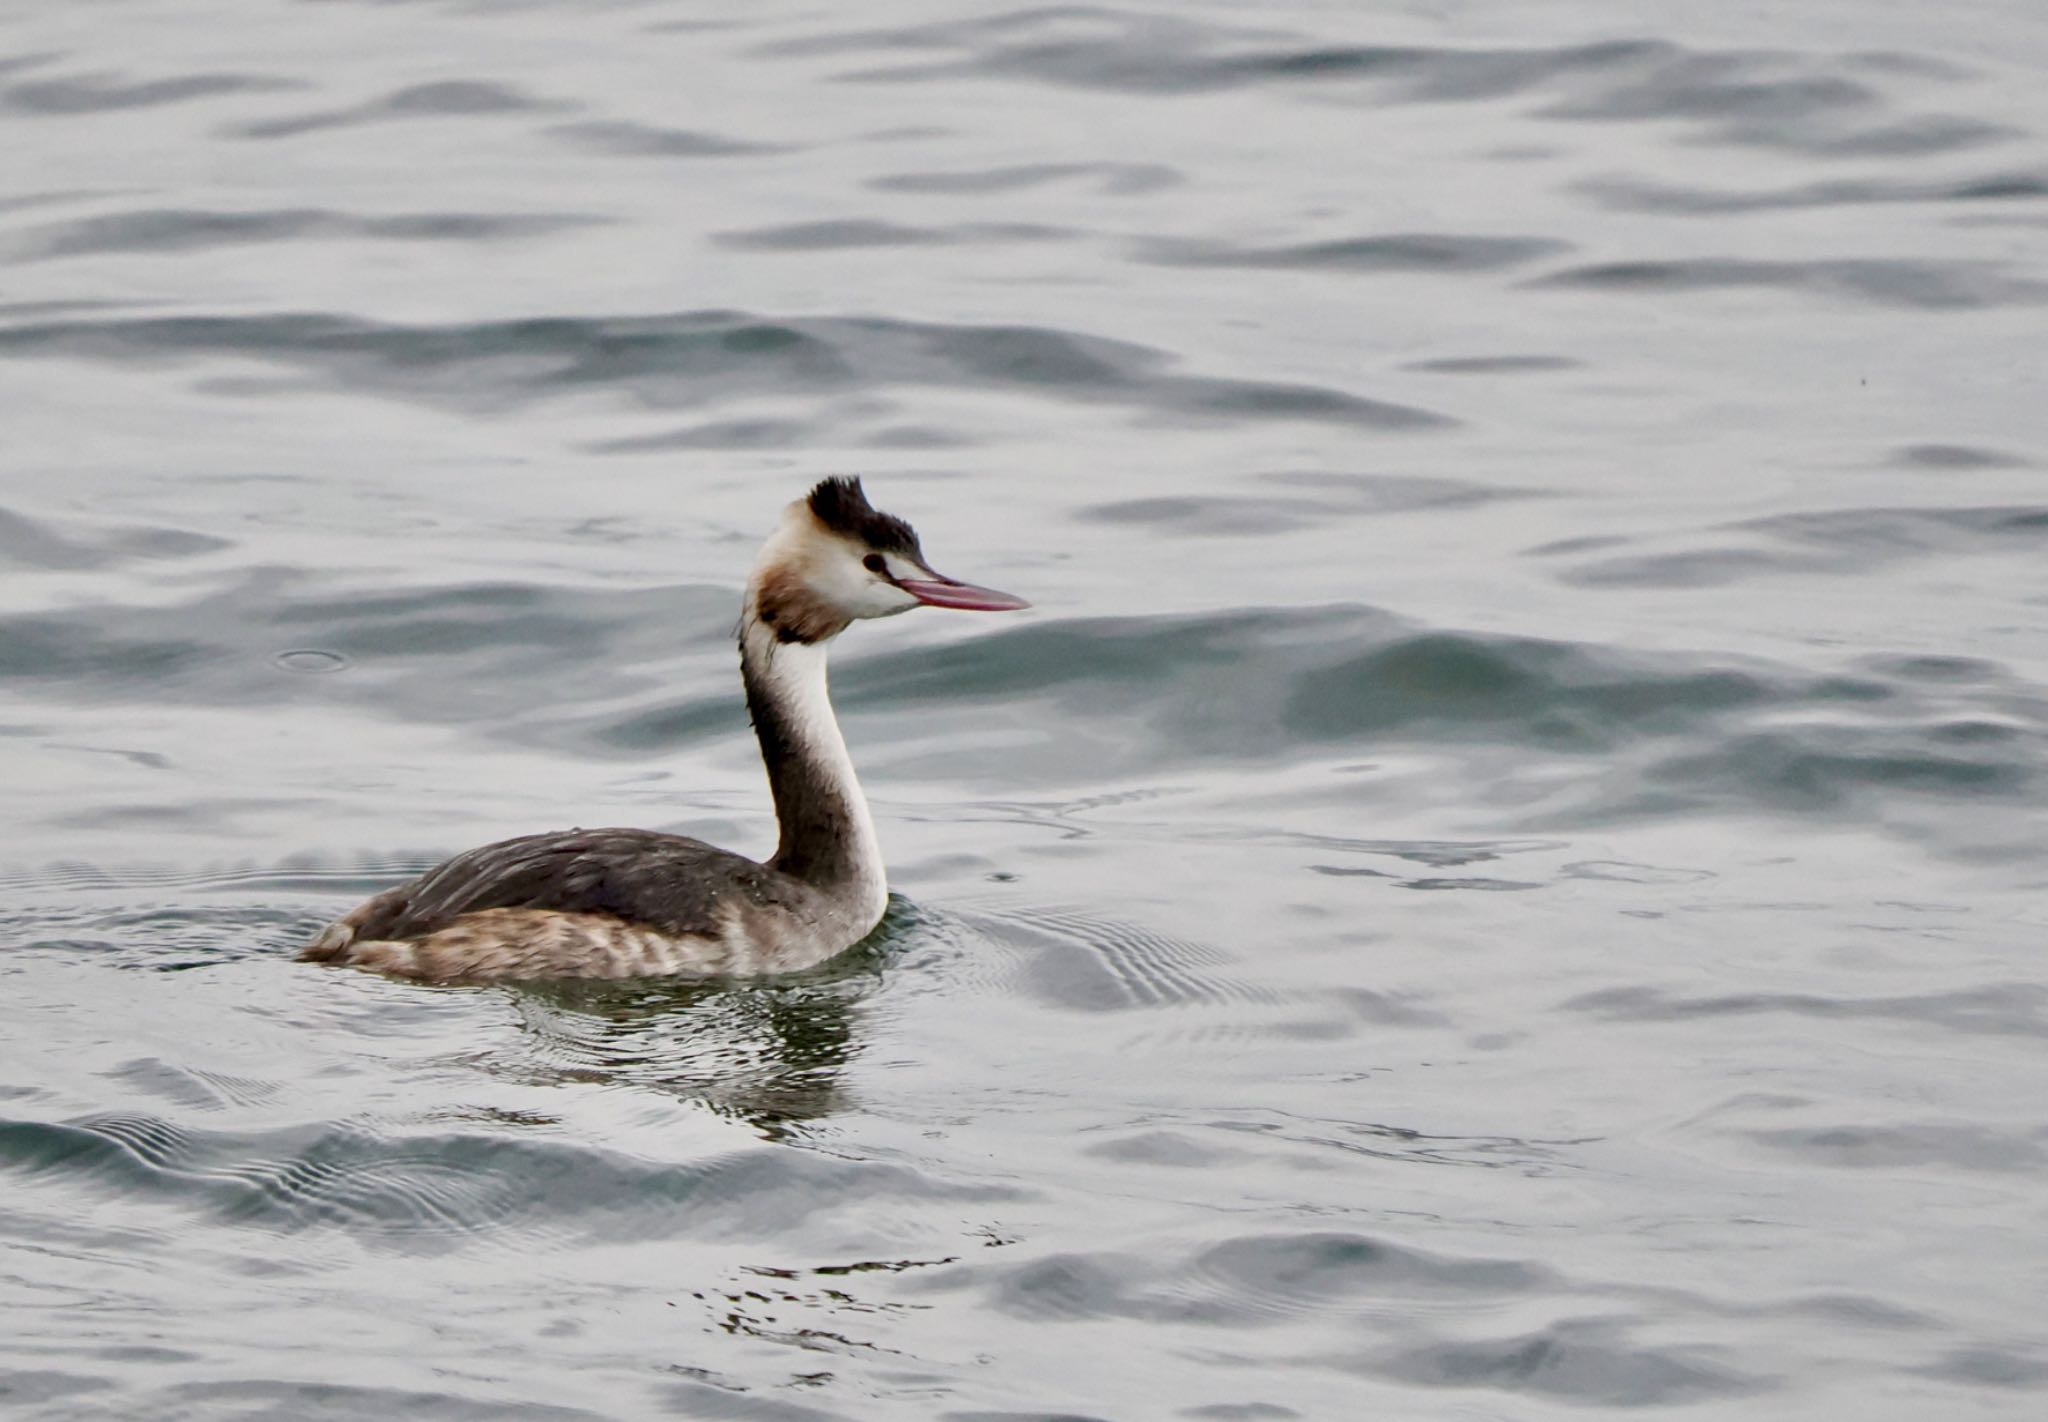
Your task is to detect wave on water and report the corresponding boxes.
[0,309,1452,431]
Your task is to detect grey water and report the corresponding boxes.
[3,1,2046,1417]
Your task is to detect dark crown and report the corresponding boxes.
[806,476,923,558]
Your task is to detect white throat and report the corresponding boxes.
[738,617,887,927]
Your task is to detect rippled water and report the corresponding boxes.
[5,2,2047,1417]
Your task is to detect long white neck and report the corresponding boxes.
[737,615,886,920]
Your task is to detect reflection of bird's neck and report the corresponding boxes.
[738,612,884,915]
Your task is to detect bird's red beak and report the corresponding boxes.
[896,574,1030,611]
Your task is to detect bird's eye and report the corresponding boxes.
[862,554,887,574]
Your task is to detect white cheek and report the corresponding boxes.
[811,555,918,618]
[856,581,920,618]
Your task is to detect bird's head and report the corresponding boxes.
[748,476,1028,644]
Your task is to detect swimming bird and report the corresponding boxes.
[300,477,1027,983]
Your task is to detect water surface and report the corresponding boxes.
[4,2,2047,1418]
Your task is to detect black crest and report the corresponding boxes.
[807,476,922,558]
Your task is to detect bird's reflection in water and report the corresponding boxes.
[472,904,921,1141]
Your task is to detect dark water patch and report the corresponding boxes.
[1845,51,1981,81]
[588,693,744,754]
[109,1057,282,1113]
[1561,983,2048,1039]
[1138,233,1567,274]
[1078,495,1318,537]
[1397,876,1543,892]
[547,119,791,157]
[1950,212,2048,231]
[965,1253,1115,1322]
[1281,631,1787,751]
[1775,1291,1937,1331]
[765,10,1272,94]
[839,606,1404,757]
[1744,1121,2048,1172]
[1233,848,1553,892]
[1910,1346,2048,1389]
[1333,989,1452,1027]
[714,219,1070,251]
[9,578,2046,831]
[1556,548,1809,589]
[0,188,128,217]
[2,70,300,115]
[155,1379,613,1422]
[1216,38,1668,101]
[1361,1317,1769,1405]
[0,1371,111,1406]
[0,299,151,322]
[42,797,327,835]
[748,1253,959,1278]
[480,940,911,1137]
[1752,504,2048,555]
[1081,475,1528,539]
[0,54,62,82]
[0,506,228,571]
[1529,257,2048,309]
[0,569,734,734]
[6,897,312,971]
[0,310,1446,430]
[1259,470,1530,511]
[1188,1231,1555,1317]
[1863,653,2008,684]
[0,1109,1014,1247]
[1402,354,1580,374]
[1926,716,2032,747]
[779,15,1666,102]
[1556,503,2048,586]
[1534,48,2016,157]
[8,208,605,261]
[1206,1111,1585,1173]
[1529,534,1628,557]
[1540,58,1871,123]
[592,416,824,452]
[1580,169,2048,215]
[41,741,173,770]
[792,17,1996,165]
[1080,1129,1237,1167]
[1175,379,1441,427]
[1784,114,2021,158]
[1181,1404,1298,1420]
[864,423,975,448]
[0,857,431,897]
[1644,729,2031,811]
[231,79,564,139]
[684,1257,948,1383]
[643,15,757,33]
[868,161,1178,194]
[1891,443,2029,469]
[1074,817,1563,873]
[658,1375,854,1421]
[0,615,214,688]
[951,903,1257,1013]
[1562,859,1713,885]
[963,1229,1556,1327]
[834,606,2048,823]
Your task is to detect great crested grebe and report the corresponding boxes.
[300,477,1027,983]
